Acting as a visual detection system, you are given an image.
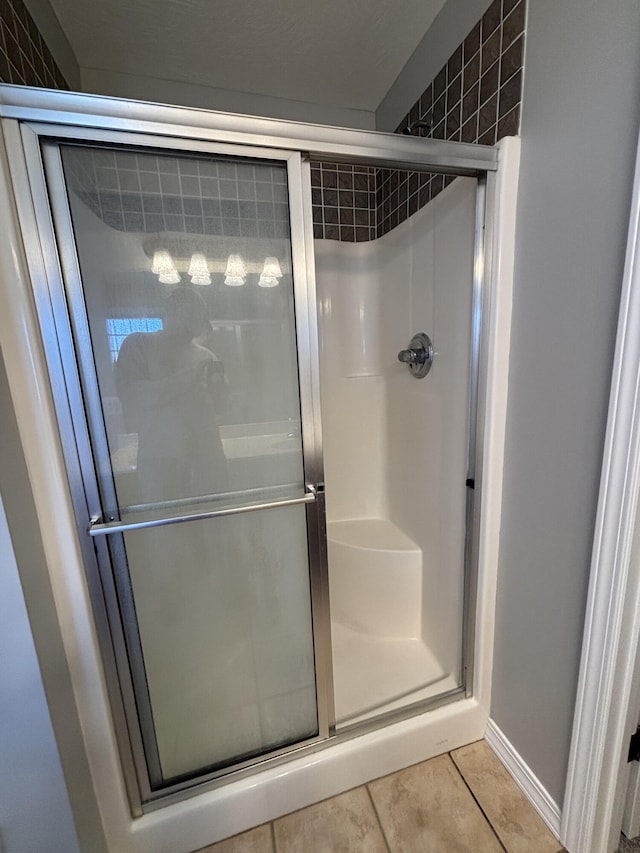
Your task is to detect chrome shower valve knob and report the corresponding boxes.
[397,332,435,378]
[398,347,427,364]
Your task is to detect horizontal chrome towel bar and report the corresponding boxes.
[88,485,318,536]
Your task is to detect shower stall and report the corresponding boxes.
[0,86,518,850]
[316,173,479,728]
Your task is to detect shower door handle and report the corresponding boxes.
[88,483,318,536]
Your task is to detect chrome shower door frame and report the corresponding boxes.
[0,86,499,822]
[8,118,334,809]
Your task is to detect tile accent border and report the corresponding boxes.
[314,0,526,242]
[485,718,563,840]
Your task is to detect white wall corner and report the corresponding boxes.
[474,135,520,714]
[486,718,562,839]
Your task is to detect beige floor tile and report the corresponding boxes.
[273,786,388,853]
[196,822,273,853]
[451,740,563,853]
[368,753,503,852]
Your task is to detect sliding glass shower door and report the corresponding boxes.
[37,137,329,794]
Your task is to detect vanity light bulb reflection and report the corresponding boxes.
[151,249,180,285]
[258,256,282,288]
[188,252,211,285]
[224,254,247,286]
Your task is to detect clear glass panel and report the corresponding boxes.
[57,143,318,784]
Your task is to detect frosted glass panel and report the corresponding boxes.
[124,506,317,779]
[58,143,318,784]
[60,144,303,511]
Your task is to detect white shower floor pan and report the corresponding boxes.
[331,621,458,727]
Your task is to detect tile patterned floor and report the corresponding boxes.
[620,835,640,852]
[197,740,566,852]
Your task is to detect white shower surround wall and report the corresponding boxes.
[0,113,520,853]
[316,178,475,722]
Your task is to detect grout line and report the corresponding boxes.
[448,751,510,853]
[270,820,277,853]
[365,784,393,853]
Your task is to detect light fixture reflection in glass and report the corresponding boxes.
[224,254,247,286]
[258,256,283,288]
[151,249,180,285]
[188,252,211,285]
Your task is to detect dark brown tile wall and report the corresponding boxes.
[314,0,526,242]
[377,0,526,238]
[0,0,68,88]
[310,161,377,242]
[397,0,526,149]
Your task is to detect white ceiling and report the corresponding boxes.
[48,0,446,113]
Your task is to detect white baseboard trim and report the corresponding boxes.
[486,718,562,840]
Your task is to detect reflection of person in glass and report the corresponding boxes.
[116,286,228,504]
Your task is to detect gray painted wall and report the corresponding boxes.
[79,68,377,129]
[0,353,108,853]
[381,0,640,806]
[492,0,640,804]
[23,0,80,89]
[23,0,376,127]
[0,494,80,853]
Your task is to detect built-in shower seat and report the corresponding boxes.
[327,518,422,638]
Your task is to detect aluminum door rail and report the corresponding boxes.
[0,85,498,176]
